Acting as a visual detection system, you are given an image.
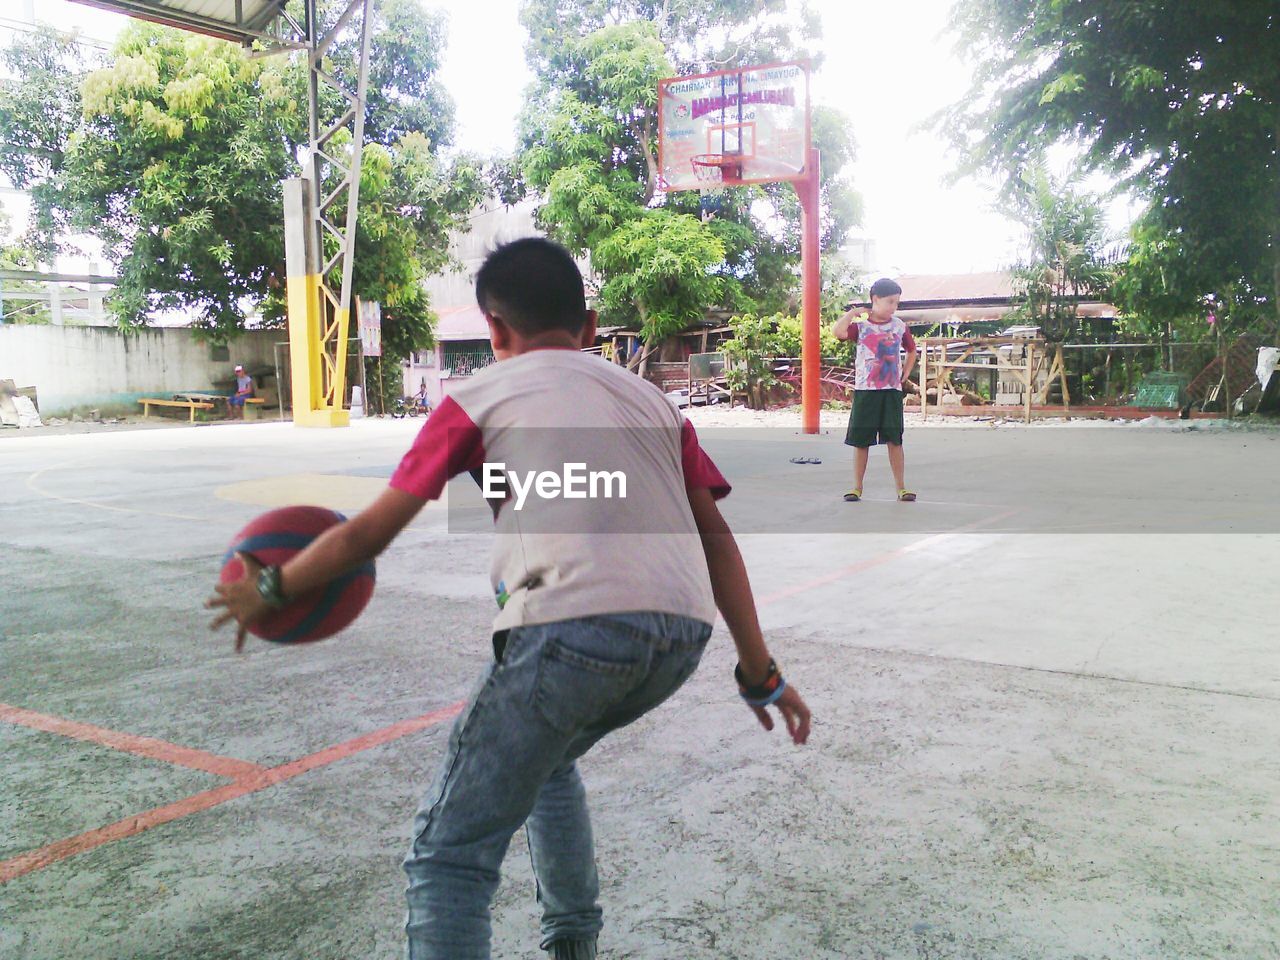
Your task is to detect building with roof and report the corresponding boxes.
[402,199,596,405]
[855,271,1119,333]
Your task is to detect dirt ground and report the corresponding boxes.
[2,414,1277,959]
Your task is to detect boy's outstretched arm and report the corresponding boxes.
[206,487,427,651]
[687,485,811,745]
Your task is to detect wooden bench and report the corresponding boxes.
[179,392,267,418]
[138,397,216,422]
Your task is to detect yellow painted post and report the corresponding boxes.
[331,301,352,419]
[283,177,349,428]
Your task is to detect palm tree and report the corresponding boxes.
[1007,164,1115,344]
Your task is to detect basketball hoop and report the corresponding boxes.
[658,60,822,433]
[691,154,743,186]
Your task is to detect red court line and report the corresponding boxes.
[757,510,1017,607]
[0,701,464,884]
[0,702,266,780]
[2,510,1013,885]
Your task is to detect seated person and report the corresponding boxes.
[229,365,254,419]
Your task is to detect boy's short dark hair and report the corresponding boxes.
[474,237,587,336]
[869,277,903,299]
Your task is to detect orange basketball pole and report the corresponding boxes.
[796,147,822,434]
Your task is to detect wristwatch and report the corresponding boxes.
[256,564,288,609]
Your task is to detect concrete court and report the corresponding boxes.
[1,416,1278,960]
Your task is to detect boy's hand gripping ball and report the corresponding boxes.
[219,505,375,643]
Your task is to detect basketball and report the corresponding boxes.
[219,505,375,643]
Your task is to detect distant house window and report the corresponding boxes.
[442,341,495,378]
[211,344,230,362]
[417,350,436,367]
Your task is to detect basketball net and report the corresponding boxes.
[692,154,740,222]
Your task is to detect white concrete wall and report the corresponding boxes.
[0,325,284,415]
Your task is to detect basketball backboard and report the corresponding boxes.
[658,61,811,191]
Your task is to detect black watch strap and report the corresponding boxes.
[256,564,287,609]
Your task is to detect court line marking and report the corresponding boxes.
[0,703,266,780]
[0,701,464,884]
[828,642,1280,705]
[756,510,1018,607]
[748,511,1280,703]
[24,462,205,522]
[0,510,1016,884]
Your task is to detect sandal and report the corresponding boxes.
[789,457,823,465]
[843,489,862,502]
[898,490,917,502]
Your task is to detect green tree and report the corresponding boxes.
[592,210,729,339]
[520,21,740,346]
[940,0,1280,338]
[1005,165,1115,342]
[521,0,822,79]
[516,1,860,345]
[0,211,51,324]
[344,134,486,361]
[722,312,788,408]
[328,0,455,148]
[67,26,301,333]
[0,27,99,256]
[722,310,854,408]
[0,8,482,349]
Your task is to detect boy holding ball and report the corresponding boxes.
[209,238,810,960]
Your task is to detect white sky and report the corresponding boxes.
[4,0,1138,277]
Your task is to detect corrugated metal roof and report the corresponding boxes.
[896,272,1017,301]
[70,0,289,45]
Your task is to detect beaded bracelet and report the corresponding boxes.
[735,658,787,708]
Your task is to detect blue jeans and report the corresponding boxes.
[403,612,711,959]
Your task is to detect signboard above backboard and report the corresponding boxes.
[658,61,811,191]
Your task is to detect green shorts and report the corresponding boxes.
[845,389,904,447]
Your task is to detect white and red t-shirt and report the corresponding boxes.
[390,349,729,631]
[850,316,916,390]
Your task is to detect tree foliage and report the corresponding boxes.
[940,0,1280,336]
[67,27,301,332]
[515,0,861,343]
[592,210,730,338]
[328,0,455,149]
[346,135,485,360]
[0,211,49,324]
[722,311,854,408]
[1005,165,1116,342]
[0,27,100,257]
[520,0,821,78]
[0,5,482,348]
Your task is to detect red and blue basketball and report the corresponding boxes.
[220,505,375,643]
